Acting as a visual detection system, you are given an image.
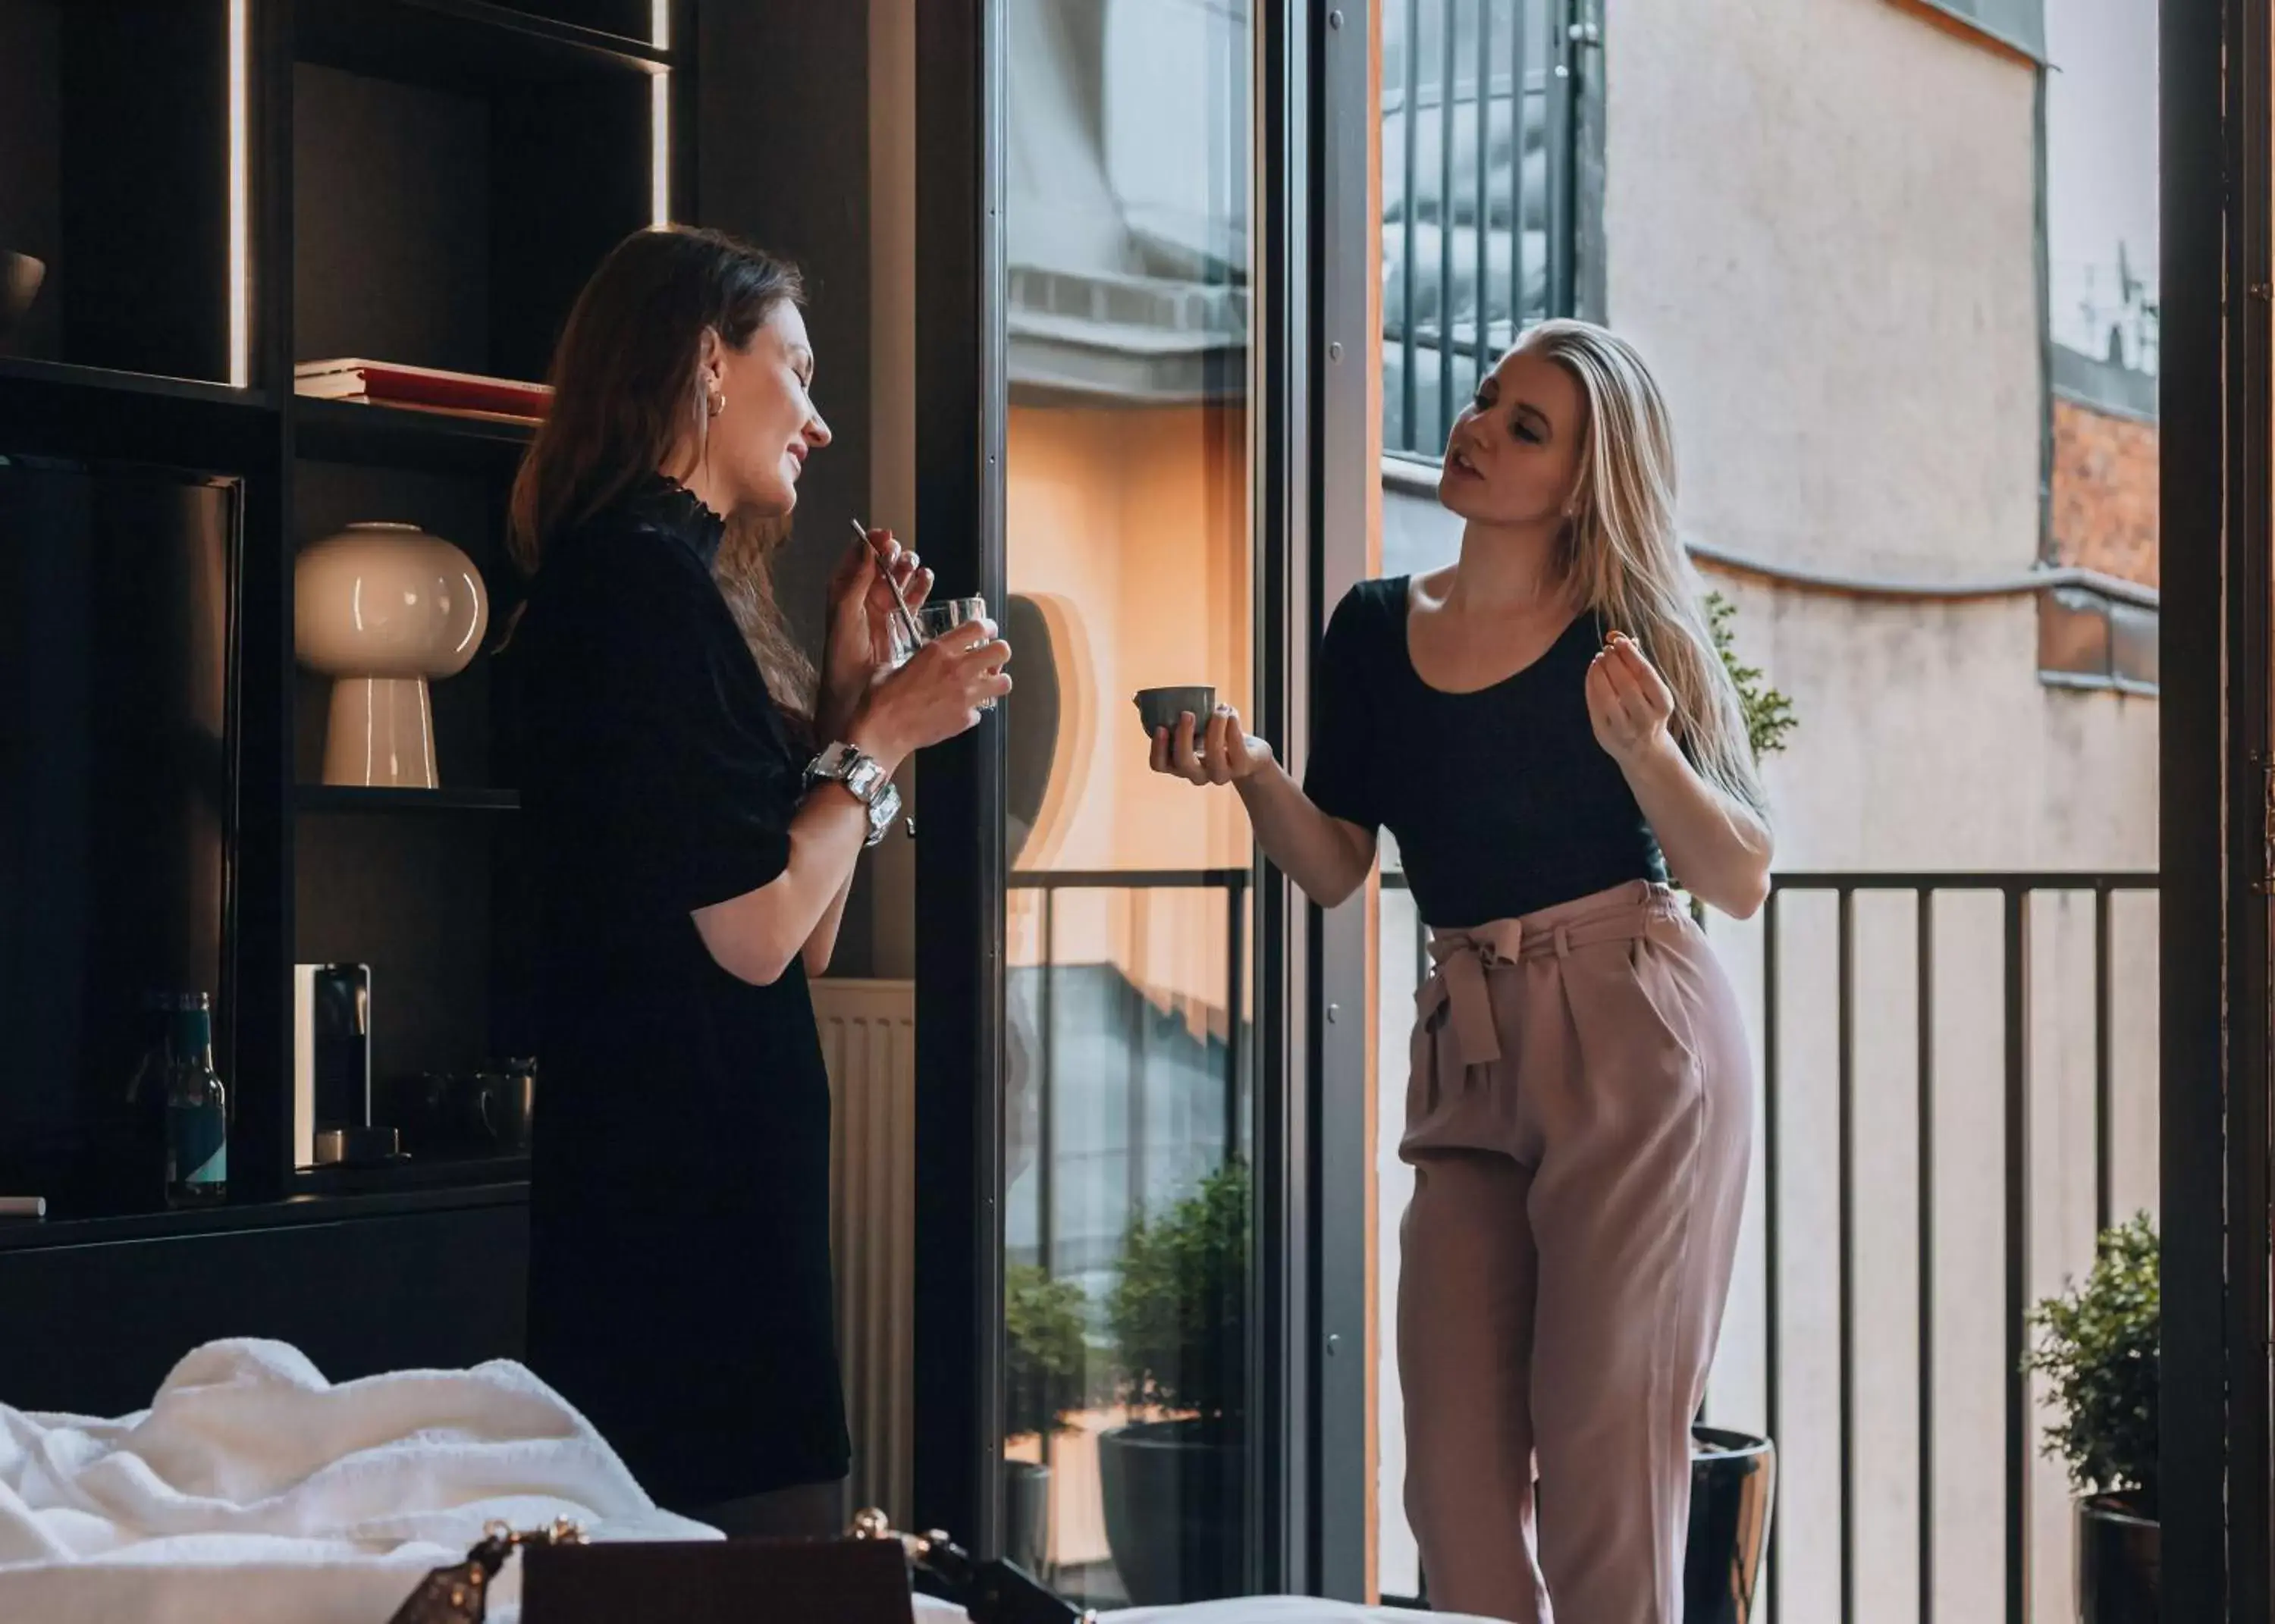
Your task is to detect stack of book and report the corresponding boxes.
[294,359,552,425]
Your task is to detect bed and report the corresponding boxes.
[0,1340,1491,1623]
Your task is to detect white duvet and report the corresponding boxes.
[0,1337,710,1623]
[0,1338,1492,1624]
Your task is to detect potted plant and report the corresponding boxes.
[1705,590,1798,764]
[1002,1262,1089,1576]
[2024,1212,2160,1622]
[1099,1157,1249,1604]
[1684,1428,1778,1623]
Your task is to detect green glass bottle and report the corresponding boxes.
[164,993,229,1206]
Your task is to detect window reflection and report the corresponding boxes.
[1001,0,1254,1606]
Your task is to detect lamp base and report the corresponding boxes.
[322,676,439,788]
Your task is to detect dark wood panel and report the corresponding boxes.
[0,0,65,363]
[60,2,233,381]
[293,62,494,375]
[0,1200,529,1416]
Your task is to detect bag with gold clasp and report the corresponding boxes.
[386,1516,585,1624]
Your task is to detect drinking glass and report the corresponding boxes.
[890,594,998,711]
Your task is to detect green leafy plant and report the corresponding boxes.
[1705,590,1797,763]
[1005,1265,1090,1441]
[1004,1264,1091,1441]
[1108,1157,1249,1439]
[2023,1212,2160,1513]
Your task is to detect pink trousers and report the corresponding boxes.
[1398,880,1753,1623]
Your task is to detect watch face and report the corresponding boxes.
[844,757,884,801]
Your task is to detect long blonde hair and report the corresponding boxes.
[1518,318,1768,820]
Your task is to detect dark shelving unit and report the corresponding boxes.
[0,0,698,1410]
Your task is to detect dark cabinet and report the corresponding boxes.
[0,1199,528,1418]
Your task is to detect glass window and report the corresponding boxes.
[1913,0,2047,58]
[1381,0,1574,459]
[999,0,1256,1607]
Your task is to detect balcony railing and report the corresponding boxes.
[1379,867,2160,1620]
[1382,0,1579,457]
[1006,868,1250,1287]
[1011,864,2156,1619]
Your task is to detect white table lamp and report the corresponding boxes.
[295,522,488,788]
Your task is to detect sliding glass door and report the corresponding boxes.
[993,0,1259,1605]
[912,0,1367,1599]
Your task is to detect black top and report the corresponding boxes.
[1303,575,1667,927]
[512,476,849,1506]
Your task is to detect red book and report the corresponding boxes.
[295,359,553,419]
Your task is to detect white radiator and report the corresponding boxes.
[811,977,917,1525]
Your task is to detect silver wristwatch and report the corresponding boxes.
[805,741,902,848]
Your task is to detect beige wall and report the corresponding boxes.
[1597,8,2158,1622]
[1603,0,2041,581]
[1595,0,2155,866]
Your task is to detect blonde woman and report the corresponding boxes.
[1148,320,1768,1622]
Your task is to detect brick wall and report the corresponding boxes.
[2050,396,2159,588]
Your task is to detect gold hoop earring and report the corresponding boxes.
[707,389,726,418]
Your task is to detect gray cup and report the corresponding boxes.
[1134,685,1218,739]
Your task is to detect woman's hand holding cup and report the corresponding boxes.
[820,524,931,738]
[847,615,1012,770]
[1150,704,1271,786]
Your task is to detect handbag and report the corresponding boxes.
[385,1516,584,1624]
[386,1506,1090,1624]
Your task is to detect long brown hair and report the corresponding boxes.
[509,226,816,725]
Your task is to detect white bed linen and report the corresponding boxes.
[0,1337,710,1623]
[0,1338,1496,1624]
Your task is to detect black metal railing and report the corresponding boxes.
[1382,0,1578,457]
[1007,868,1250,1280]
[1381,867,2159,1622]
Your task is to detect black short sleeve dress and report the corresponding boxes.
[1301,576,1668,926]
[512,475,849,1507]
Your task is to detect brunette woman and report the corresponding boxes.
[510,227,1009,1536]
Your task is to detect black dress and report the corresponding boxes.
[513,476,849,1506]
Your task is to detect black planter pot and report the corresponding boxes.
[1096,1419,1245,1604]
[1000,1459,1052,1578]
[1684,1428,1777,1624]
[2078,1494,2159,1623]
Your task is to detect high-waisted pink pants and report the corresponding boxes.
[1398,880,1753,1623]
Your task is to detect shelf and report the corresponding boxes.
[0,356,270,408]
[294,1153,530,1197]
[0,1179,527,1253]
[297,0,674,92]
[0,358,278,469]
[292,395,535,475]
[298,785,521,815]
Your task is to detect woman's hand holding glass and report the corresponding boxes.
[849,615,1013,769]
[820,525,931,738]
[1149,704,1272,786]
